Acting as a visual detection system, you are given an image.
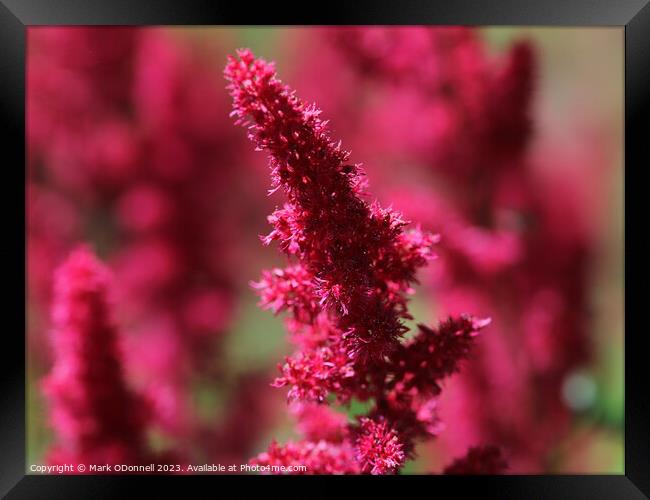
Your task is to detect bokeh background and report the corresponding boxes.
[27,26,623,473]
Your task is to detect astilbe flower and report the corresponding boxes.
[42,246,150,469]
[226,47,437,370]
[225,49,492,474]
[330,26,601,472]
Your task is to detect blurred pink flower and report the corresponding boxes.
[332,26,604,472]
[29,27,276,468]
[43,247,150,468]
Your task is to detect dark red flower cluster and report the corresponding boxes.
[227,49,437,365]
[226,49,491,474]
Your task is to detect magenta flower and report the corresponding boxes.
[272,341,355,403]
[226,49,437,366]
[42,246,150,467]
[226,49,490,474]
[354,417,406,475]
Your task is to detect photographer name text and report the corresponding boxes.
[29,463,307,473]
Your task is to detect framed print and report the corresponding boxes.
[1,0,648,498]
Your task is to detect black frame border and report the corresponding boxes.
[1,1,648,498]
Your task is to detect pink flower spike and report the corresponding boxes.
[42,245,150,467]
[227,48,489,475]
[225,49,438,364]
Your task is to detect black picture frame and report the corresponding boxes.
[1,1,647,498]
